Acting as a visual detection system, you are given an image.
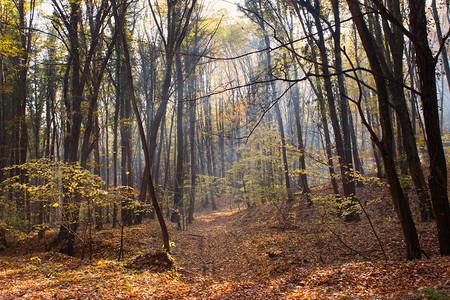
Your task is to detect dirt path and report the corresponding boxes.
[169,209,250,281]
[167,202,323,282]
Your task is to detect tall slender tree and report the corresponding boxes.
[346,0,422,259]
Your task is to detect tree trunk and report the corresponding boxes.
[309,49,340,195]
[188,92,196,223]
[331,0,359,221]
[112,0,171,252]
[187,56,197,223]
[294,1,359,208]
[409,0,450,255]
[430,0,450,114]
[346,0,422,259]
[259,17,293,202]
[146,0,197,165]
[112,65,120,229]
[292,72,311,203]
[94,115,102,231]
[380,0,433,221]
[119,51,133,226]
[56,0,83,256]
[204,99,217,210]
[173,52,185,228]
[0,55,4,184]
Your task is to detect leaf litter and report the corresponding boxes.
[0,180,449,299]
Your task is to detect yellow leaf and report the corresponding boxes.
[53,203,59,207]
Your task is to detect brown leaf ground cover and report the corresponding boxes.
[1,181,449,299]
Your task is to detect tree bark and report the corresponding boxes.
[173,52,185,228]
[409,0,450,255]
[56,0,83,256]
[331,0,359,220]
[346,0,421,259]
[380,0,433,221]
[292,73,311,203]
[188,84,197,223]
[112,0,171,252]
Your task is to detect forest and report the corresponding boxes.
[0,0,449,298]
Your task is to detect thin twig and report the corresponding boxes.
[326,225,371,260]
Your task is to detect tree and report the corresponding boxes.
[374,0,432,222]
[0,0,36,222]
[173,51,185,227]
[345,0,422,259]
[50,0,114,255]
[291,0,359,220]
[407,0,450,255]
[146,0,197,163]
[111,0,171,252]
[365,0,449,256]
[241,0,294,202]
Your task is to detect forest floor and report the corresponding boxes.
[0,179,449,299]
